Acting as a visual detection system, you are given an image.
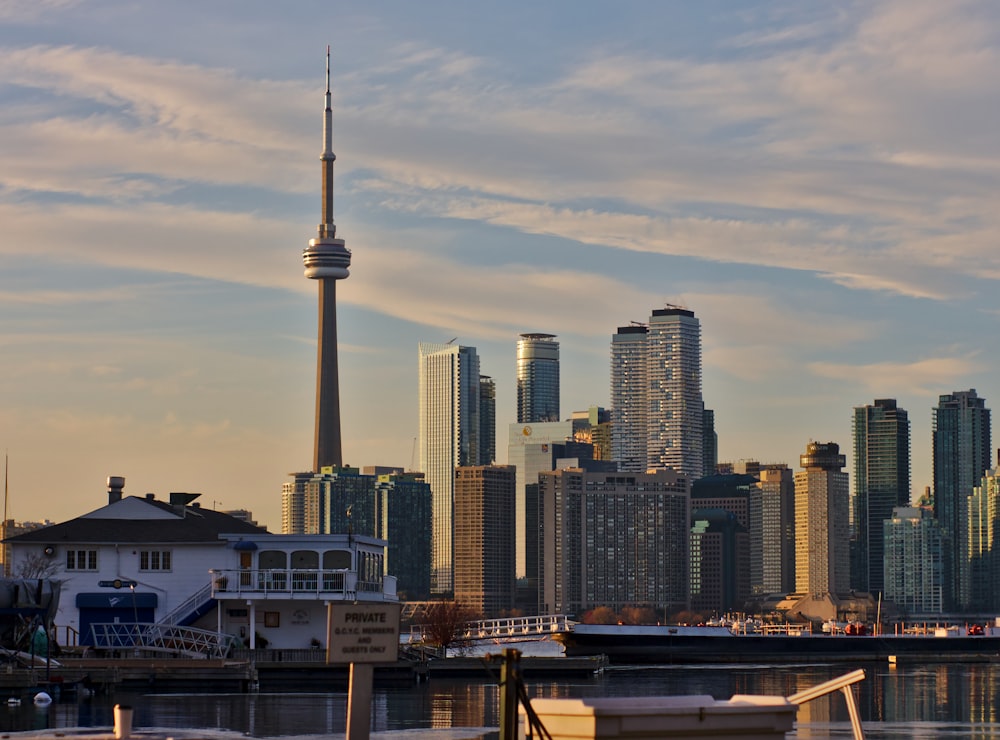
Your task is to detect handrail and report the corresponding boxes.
[788,668,866,740]
[159,581,214,627]
[63,625,79,647]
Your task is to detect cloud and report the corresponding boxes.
[809,355,983,397]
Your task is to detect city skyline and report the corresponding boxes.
[3,2,1000,528]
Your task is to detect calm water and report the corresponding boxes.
[7,657,1000,738]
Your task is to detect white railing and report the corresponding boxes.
[788,668,866,740]
[158,582,214,627]
[209,568,390,599]
[89,623,237,658]
[407,614,573,643]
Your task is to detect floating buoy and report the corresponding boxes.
[33,692,51,705]
[6,697,20,706]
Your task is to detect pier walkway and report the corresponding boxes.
[405,614,571,644]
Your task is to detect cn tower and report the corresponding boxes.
[303,47,351,471]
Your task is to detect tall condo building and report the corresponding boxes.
[478,376,496,465]
[794,442,850,597]
[966,468,1000,612]
[610,324,648,472]
[933,389,991,609]
[883,506,943,615]
[851,399,911,595]
[303,49,352,472]
[610,307,704,478]
[454,465,516,617]
[539,468,690,616]
[418,342,481,595]
[517,334,560,423]
[754,464,796,595]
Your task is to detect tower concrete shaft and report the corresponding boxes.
[303,47,351,471]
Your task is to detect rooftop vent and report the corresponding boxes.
[107,476,125,504]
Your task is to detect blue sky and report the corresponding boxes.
[2,0,998,529]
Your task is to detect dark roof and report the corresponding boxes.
[5,497,268,545]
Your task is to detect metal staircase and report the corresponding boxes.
[158,582,215,627]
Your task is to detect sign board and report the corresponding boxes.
[326,603,401,664]
[98,579,137,589]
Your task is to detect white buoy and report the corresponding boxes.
[6,697,20,706]
[33,692,51,705]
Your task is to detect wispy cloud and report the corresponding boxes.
[809,355,984,397]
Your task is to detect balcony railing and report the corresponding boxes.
[209,569,395,599]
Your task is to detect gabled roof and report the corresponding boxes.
[5,496,267,545]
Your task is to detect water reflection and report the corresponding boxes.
[5,662,1000,738]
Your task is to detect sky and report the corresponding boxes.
[2,0,999,530]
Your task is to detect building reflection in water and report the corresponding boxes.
[12,662,1000,738]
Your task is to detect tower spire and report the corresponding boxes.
[320,45,336,240]
[304,47,352,473]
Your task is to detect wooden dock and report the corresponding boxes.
[0,654,605,695]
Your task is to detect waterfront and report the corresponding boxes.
[5,658,1000,738]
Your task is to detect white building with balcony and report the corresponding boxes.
[4,479,397,652]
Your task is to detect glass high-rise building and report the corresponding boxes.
[478,375,496,465]
[610,307,704,479]
[517,334,560,423]
[883,506,943,614]
[418,342,480,595]
[933,389,991,609]
[852,399,910,595]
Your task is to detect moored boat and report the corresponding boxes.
[554,622,1000,664]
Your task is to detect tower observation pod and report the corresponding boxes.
[303,46,351,472]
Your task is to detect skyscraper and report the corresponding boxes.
[794,442,850,596]
[647,307,703,478]
[517,334,560,424]
[754,464,796,595]
[454,465,516,617]
[933,389,991,609]
[883,506,943,615]
[539,468,690,615]
[478,375,496,465]
[966,468,1000,612]
[610,307,704,478]
[418,342,480,595]
[702,404,718,478]
[851,399,911,595]
[610,324,648,472]
[303,49,352,473]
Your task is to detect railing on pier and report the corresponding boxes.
[89,622,237,658]
[407,614,572,643]
[209,569,396,600]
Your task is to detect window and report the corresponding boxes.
[66,549,98,571]
[139,550,172,571]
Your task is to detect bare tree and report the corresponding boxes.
[619,605,658,625]
[421,601,478,655]
[13,552,60,580]
[581,606,618,624]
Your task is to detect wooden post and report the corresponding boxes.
[499,648,521,740]
[346,662,374,740]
